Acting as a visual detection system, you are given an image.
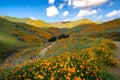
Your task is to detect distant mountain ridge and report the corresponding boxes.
[50,18,96,28]
[0,16,96,28]
[0,16,51,28]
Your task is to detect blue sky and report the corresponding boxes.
[0,0,120,22]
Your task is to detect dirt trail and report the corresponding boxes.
[0,48,36,67]
[38,42,56,56]
[107,41,120,80]
[0,42,56,67]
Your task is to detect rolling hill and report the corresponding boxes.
[0,16,51,28]
[0,17,51,63]
[50,18,96,28]
[0,17,75,63]
[0,16,120,80]
[0,16,120,63]
[1,16,96,28]
[71,18,120,41]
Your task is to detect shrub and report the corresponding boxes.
[48,36,57,42]
[58,34,69,39]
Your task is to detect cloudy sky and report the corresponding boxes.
[0,0,120,22]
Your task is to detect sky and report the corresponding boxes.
[0,0,120,22]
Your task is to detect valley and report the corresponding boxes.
[0,16,120,80]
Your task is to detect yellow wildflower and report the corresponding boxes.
[36,75,44,79]
[80,73,84,77]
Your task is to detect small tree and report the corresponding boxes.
[48,36,57,42]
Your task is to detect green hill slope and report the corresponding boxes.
[0,17,50,62]
[1,16,96,28]
[71,18,120,41]
[0,37,117,80]
[0,16,120,80]
[0,17,74,62]
[0,16,51,28]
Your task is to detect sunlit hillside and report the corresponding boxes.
[0,16,51,28]
[0,37,118,80]
[0,0,120,79]
[1,16,96,28]
[72,18,120,41]
[51,18,96,28]
[0,16,120,80]
[0,17,73,63]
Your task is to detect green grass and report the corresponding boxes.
[0,37,117,80]
[43,37,105,58]
[0,32,27,47]
[0,16,119,80]
[0,31,28,63]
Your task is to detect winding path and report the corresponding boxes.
[0,42,57,67]
[108,41,120,80]
[38,42,56,56]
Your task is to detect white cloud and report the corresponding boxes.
[48,0,55,4]
[63,11,69,16]
[109,1,114,7]
[58,3,65,10]
[106,10,120,18]
[68,0,72,6]
[30,17,36,20]
[76,9,98,19]
[46,6,59,17]
[63,19,71,22]
[70,0,108,8]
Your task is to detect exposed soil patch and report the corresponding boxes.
[107,41,120,80]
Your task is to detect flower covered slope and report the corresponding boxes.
[0,37,118,80]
